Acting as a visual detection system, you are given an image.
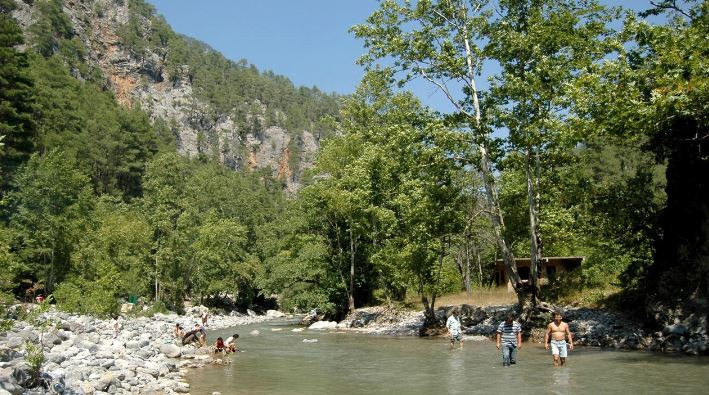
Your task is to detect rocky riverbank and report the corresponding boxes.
[0,306,276,394]
[312,304,707,355]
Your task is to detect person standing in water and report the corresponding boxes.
[496,313,522,366]
[545,310,574,366]
[446,309,464,350]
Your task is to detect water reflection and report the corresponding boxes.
[550,367,571,394]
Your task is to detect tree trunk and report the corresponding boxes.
[348,225,356,312]
[155,254,159,302]
[471,236,483,286]
[525,146,542,304]
[464,232,472,294]
[460,12,521,294]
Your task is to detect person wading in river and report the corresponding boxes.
[496,313,522,366]
[446,308,464,350]
[545,310,574,366]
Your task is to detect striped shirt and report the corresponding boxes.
[497,321,521,346]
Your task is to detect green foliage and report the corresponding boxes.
[54,279,119,316]
[0,1,36,185]
[24,340,45,386]
[5,150,93,293]
[117,0,340,138]
[29,54,162,199]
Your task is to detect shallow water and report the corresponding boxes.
[187,320,709,395]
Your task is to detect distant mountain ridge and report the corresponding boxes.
[11,0,340,191]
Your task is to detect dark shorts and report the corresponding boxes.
[450,333,462,343]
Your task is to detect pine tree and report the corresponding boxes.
[0,0,37,187]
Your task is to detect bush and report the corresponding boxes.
[136,300,170,317]
[54,281,118,317]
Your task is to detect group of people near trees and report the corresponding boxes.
[447,309,573,367]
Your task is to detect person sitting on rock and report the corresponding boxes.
[225,333,240,353]
[182,324,206,346]
[545,310,574,366]
[182,327,200,346]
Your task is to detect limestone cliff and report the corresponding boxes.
[11,0,330,192]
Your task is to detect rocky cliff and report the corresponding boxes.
[11,0,330,192]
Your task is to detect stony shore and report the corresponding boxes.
[311,304,707,355]
[0,306,276,395]
[1,302,705,394]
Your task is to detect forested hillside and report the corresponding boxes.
[1,0,706,335]
[10,0,340,190]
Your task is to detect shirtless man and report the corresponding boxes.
[545,310,574,366]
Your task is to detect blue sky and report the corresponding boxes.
[146,0,665,113]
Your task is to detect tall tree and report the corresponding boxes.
[574,1,708,304]
[484,0,617,302]
[0,0,36,187]
[352,0,525,299]
[5,150,92,293]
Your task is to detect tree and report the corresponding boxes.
[0,0,36,187]
[305,71,466,321]
[141,152,191,305]
[352,0,525,301]
[5,150,92,293]
[484,0,617,302]
[191,216,257,301]
[573,1,709,304]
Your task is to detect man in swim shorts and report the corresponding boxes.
[545,310,574,366]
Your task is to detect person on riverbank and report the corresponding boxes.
[496,313,522,367]
[182,324,206,347]
[174,323,184,339]
[545,310,574,366]
[225,333,240,353]
[201,310,209,327]
[113,315,121,339]
[197,323,207,346]
[214,337,226,354]
[446,309,463,350]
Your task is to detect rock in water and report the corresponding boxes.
[309,321,337,330]
[266,310,286,318]
[302,339,318,343]
[249,330,260,336]
[159,344,181,358]
[291,328,304,332]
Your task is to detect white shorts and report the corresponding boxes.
[551,340,568,358]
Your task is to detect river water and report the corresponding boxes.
[186,320,709,395]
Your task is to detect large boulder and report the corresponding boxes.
[17,330,38,343]
[266,310,286,318]
[11,362,34,387]
[6,337,22,349]
[308,321,337,330]
[0,347,21,362]
[159,344,181,358]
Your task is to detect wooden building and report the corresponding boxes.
[494,256,584,291]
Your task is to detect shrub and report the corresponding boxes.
[54,280,118,317]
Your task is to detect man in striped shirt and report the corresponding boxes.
[496,313,522,366]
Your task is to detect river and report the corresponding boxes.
[186,320,709,394]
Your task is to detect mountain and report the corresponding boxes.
[10,0,340,191]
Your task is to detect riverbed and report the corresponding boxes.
[187,320,709,394]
